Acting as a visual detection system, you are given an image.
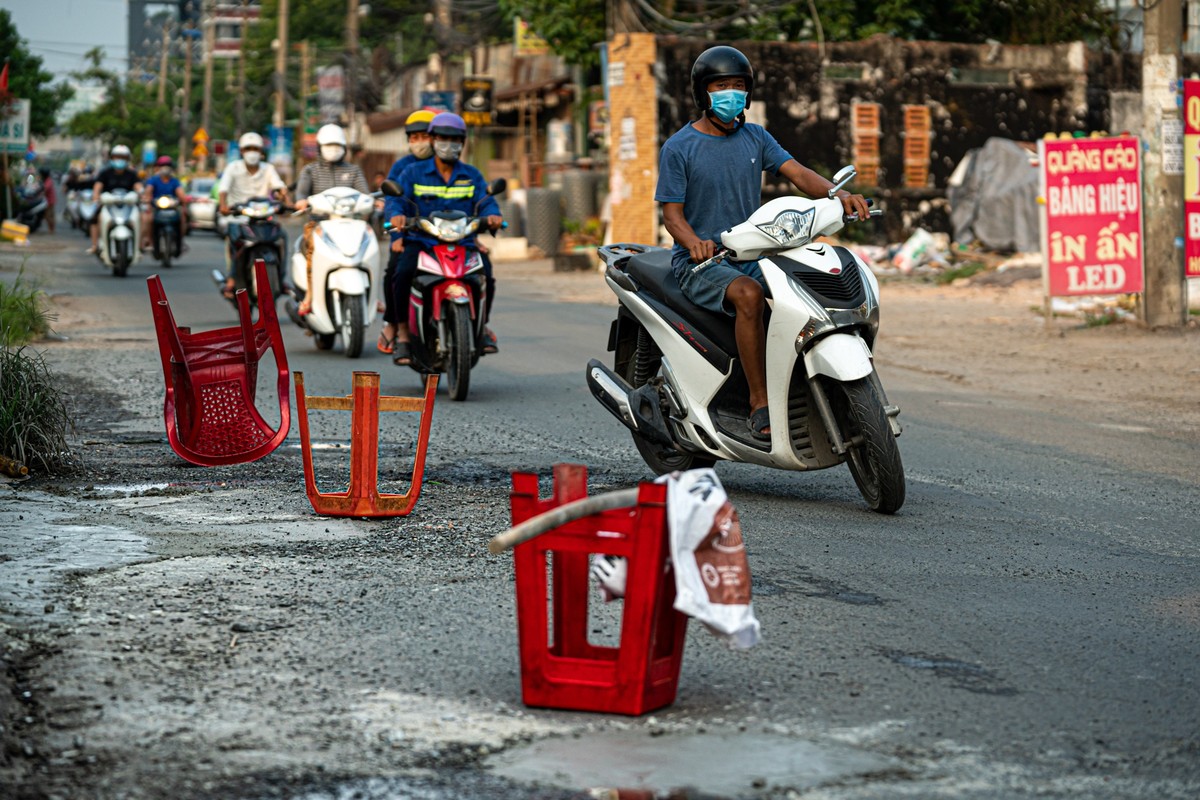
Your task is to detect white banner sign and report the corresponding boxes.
[0,99,32,155]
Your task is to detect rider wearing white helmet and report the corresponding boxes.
[88,144,143,255]
[217,131,290,298]
[293,124,368,212]
[292,124,370,315]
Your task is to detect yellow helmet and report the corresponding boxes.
[405,109,436,134]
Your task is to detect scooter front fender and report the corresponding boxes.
[803,332,873,382]
[110,225,133,241]
[327,267,370,296]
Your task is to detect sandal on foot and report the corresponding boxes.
[748,406,772,442]
[391,341,412,367]
[482,329,499,355]
[376,331,395,355]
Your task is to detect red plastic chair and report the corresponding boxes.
[294,371,438,517]
[147,259,290,466]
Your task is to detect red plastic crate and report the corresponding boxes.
[509,464,688,716]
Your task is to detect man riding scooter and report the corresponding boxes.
[89,144,142,256]
[388,112,502,367]
[292,123,370,316]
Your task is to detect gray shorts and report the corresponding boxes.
[677,257,766,316]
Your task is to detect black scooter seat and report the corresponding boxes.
[624,248,741,358]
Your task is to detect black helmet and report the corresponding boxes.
[691,46,754,112]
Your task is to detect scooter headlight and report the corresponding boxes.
[155,196,177,209]
[421,216,473,242]
[756,208,815,246]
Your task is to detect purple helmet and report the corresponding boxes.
[428,112,467,138]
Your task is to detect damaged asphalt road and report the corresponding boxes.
[3,234,1200,799]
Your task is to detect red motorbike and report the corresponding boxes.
[383,179,505,401]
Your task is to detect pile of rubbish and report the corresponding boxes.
[834,229,1040,283]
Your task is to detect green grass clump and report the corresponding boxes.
[936,261,988,285]
[1,267,54,347]
[0,345,76,473]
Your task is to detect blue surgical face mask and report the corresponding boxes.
[112,159,128,170]
[708,89,747,124]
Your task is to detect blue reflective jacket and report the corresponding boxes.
[395,158,500,248]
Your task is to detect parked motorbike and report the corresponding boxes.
[586,165,905,513]
[382,178,505,400]
[284,185,382,358]
[15,174,48,233]
[150,195,184,269]
[97,189,141,277]
[209,197,288,311]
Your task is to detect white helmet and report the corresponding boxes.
[111,144,131,159]
[238,131,264,151]
[316,124,347,147]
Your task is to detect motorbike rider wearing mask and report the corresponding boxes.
[141,156,189,250]
[218,131,289,299]
[292,123,369,315]
[89,144,142,255]
[655,46,869,440]
[377,109,435,354]
[388,112,503,366]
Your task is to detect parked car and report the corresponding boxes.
[185,176,218,232]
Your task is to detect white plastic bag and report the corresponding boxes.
[659,469,760,649]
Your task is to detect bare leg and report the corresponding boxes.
[725,276,769,432]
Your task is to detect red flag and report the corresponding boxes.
[0,63,8,91]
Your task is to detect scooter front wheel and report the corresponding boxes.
[340,294,365,358]
[446,303,473,401]
[826,376,905,514]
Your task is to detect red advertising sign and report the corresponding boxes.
[1039,136,1143,296]
[1185,80,1200,277]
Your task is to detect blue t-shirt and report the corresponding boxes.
[146,174,182,199]
[383,153,427,240]
[655,122,792,275]
[395,158,501,248]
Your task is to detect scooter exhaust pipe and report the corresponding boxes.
[585,359,674,446]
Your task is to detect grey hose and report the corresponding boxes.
[487,488,641,554]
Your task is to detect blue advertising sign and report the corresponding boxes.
[419,91,457,114]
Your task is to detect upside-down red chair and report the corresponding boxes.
[147,259,290,466]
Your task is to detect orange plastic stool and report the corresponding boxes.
[147,259,290,466]
[295,371,438,517]
[509,464,688,716]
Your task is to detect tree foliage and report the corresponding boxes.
[66,48,178,158]
[504,0,1116,48]
[0,10,74,136]
[498,0,606,70]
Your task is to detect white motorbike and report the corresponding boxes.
[79,192,99,238]
[587,166,905,513]
[96,189,142,277]
[64,189,83,230]
[285,185,382,358]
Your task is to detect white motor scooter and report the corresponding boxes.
[587,165,905,513]
[96,189,142,277]
[285,185,381,358]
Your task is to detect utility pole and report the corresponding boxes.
[434,0,451,90]
[157,23,171,104]
[236,0,248,132]
[1142,0,1186,327]
[201,0,214,171]
[346,0,359,131]
[273,0,289,129]
[178,29,194,166]
[299,39,311,124]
